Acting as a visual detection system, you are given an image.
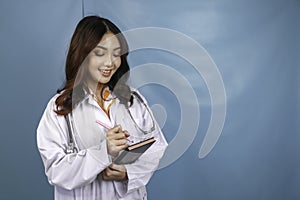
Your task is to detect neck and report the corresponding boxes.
[85,80,104,97]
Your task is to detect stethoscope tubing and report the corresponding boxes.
[65,91,155,154]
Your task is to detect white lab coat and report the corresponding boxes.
[37,88,168,200]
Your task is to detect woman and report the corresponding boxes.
[37,16,167,200]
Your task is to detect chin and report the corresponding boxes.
[98,77,112,84]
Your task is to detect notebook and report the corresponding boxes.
[113,137,156,164]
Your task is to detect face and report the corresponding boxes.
[83,32,121,89]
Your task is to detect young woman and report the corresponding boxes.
[37,16,167,200]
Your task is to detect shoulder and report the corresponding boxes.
[129,87,148,103]
[129,87,144,98]
[37,93,62,132]
[45,93,61,111]
[37,91,70,133]
[39,92,63,118]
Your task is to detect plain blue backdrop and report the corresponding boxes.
[0,0,299,199]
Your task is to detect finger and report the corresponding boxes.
[110,164,126,172]
[107,139,127,148]
[102,166,127,181]
[102,169,114,180]
[104,167,120,177]
[108,164,117,171]
[114,144,128,152]
[107,143,128,152]
[112,125,122,133]
[113,139,128,146]
[108,132,127,140]
[123,130,130,137]
[101,169,108,179]
[107,125,122,136]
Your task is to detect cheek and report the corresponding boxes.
[85,57,104,74]
[114,58,121,69]
[88,57,102,68]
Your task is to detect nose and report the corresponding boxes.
[104,54,114,68]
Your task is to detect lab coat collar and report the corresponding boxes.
[81,85,116,110]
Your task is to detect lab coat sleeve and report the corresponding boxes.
[123,90,168,193]
[36,97,112,190]
[124,128,167,192]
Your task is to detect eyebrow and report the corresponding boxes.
[95,46,121,51]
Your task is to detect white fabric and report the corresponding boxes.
[37,89,168,200]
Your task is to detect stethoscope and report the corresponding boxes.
[65,113,78,154]
[114,84,156,135]
[64,85,156,154]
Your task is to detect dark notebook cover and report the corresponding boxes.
[113,137,156,164]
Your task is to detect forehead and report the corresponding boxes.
[97,32,120,48]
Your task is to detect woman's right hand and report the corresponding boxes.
[106,125,129,157]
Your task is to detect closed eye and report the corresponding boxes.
[113,53,121,57]
[95,53,105,56]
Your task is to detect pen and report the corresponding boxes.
[95,120,133,143]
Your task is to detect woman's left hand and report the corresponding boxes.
[101,163,128,181]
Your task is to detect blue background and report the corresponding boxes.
[0,0,299,199]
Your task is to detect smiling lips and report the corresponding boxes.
[99,69,112,77]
